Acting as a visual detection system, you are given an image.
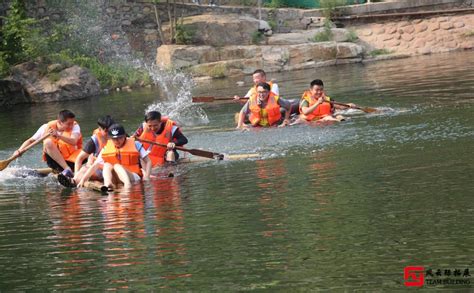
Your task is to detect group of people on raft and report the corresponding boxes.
[14,110,188,190]
[235,69,355,129]
[12,69,358,190]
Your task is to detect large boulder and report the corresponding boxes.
[157,45,261,68]
[8,61,100,103]
[0,80,29,107]
[157,42,364,77]
[162,14,261,46]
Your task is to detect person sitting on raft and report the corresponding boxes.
[295,79,356,123]
[132,111,188,167]
[14,109,82,178]
[236,82,292,129]
[77,124,151,190]
[58,115,115,187]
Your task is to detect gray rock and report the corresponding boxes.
[9,61,100,103]
[0,80,29,107]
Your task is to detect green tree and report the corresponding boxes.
[0,0,44,66]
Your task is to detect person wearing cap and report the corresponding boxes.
[77,124,152,190]
[14,109,82,178]
[132,111,188,167]
[57,115,115,187]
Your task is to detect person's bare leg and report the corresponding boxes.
[113,164,133,189]
[103,163,115,188]
[290,116,306,126]
[320,115,340,122]
[44,138,71,171]
[165,150,176,162]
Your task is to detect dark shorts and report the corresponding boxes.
[45,153,75,173]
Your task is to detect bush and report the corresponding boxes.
[310,30,332,42]
[264,0,286,8]
[369,49,392,57]
[320,0,345,19]
[0,0,151,88]
[175,24,195,45]
[251,31,264,45]
[49,51,151,88]
[0,0,45,66]
[346,29,359,42]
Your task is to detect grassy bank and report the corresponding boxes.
[0,0,151,89]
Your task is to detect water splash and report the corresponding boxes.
[145,64,209,126]
[55,0,209,126]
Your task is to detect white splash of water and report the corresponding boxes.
[145,64,209,126]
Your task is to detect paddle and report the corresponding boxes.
[0,133,50,171]
[192,96,377,113]
[331,101,377,113]
[136,138,224,160]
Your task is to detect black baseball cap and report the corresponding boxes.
[108,124,126,138]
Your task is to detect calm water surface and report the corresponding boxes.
[0,51,473,290]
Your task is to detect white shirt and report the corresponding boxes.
[32,123,81,140]
[244,82,279,98]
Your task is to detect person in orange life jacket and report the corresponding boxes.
[233,69,279,102]
[236,82,291,129]
[296,79,356,123]
[58,115,116,188]
[77,124,152,189]
[14,110,82,178]
[132,111,188,166]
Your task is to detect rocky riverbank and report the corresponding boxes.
[156,12,474,80]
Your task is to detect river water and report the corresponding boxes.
[0,51,473,290]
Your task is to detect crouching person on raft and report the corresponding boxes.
[77,124,151,190]
[57,115,115,187]
[14,109,82,178]
[296,79,356,123]
[133,111,188,167]
[236,82,291,129]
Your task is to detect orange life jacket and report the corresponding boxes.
[101,137,142,177]
[43,120,83,163]
[138,118,176,167]
[249,92,282,127]
[248,80,274,100]
[91,128,107,157]
[299,91,333,121]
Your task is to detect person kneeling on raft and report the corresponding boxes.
[58,115,116,187]
[132,111,188,167]
[236,82,291,129]
[296,79,356,123]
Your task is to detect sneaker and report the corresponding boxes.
[61,169,74,178]
[58,173,77,188]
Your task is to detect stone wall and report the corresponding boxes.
[1,0,471,58]
[354,14,474,54]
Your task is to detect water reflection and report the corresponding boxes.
[0,51,473,291]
